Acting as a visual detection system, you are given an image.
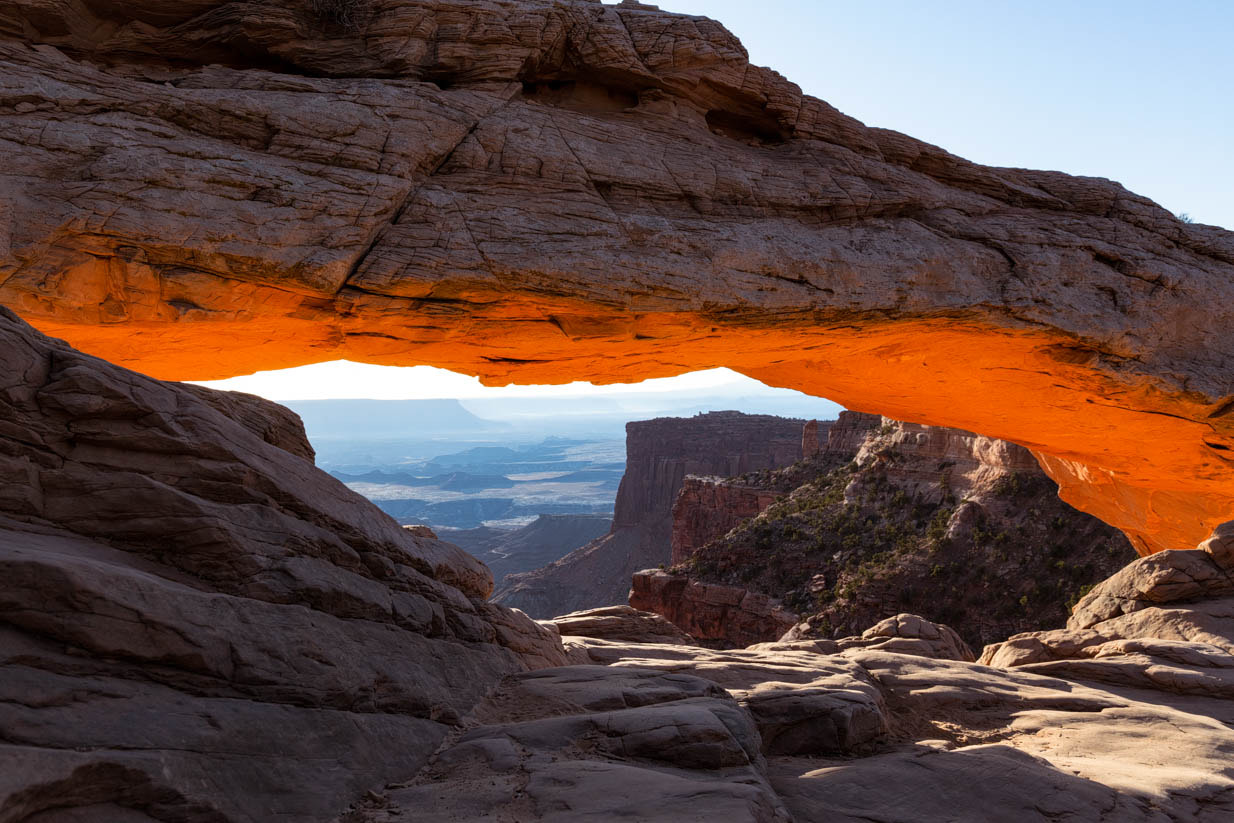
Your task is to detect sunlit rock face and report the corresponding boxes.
[1,0,1232,553]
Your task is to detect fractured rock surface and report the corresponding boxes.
[542,604,697,646]
[630,568,799,648]
[4,312,1234,819]
[1,0,1233,551]
[0,308,569,820]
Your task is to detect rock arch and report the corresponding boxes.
[1,0,1231,553]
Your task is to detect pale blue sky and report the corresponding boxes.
[659,0,1232,228]
[204,2,1230,399]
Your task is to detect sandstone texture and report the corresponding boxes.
[983,540,1234,684]
[1,0,1232,553]
[672,475,786,566]
[0,308,570,820]
[542,604,696,646]
[630,569,799,648]
[670,412,1135,647]
[559,586,1234,822]
[493,411,803,617]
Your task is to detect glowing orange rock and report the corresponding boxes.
[2,0,1231,554]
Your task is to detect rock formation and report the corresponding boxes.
[0,307,570,819]
[630,569,799,648]
[543,604,696,646]
[2,0,1232,553]
[435,576,1234,821]
[4,1,1234,818]
[492,411,804,617]
[6,306,1234,818]
[663,412,1136,647]
[672,475,787,566]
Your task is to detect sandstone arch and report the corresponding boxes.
[1,0,1231,554]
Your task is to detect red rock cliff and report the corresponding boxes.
[492,411,805,617]
[663,412,1135,648]
[671,478,785,566]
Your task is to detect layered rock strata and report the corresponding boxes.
[672,475,785,566]
[630,569,799,648]
[5,311,1234,818]
[542,605,696,646]
[0,308,569,820]
[492,411,803,617]
[1,0,1232,552]
[557,581,1234,822]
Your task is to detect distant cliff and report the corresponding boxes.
[660,413,1137,648]
[445,514,612,587]
[492,412,806,618]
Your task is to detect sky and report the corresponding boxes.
[200,1,1231,401]
[201,362,778,400]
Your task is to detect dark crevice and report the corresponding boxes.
[705,108,789,145]
[519,78,639,113]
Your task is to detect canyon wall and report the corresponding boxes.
[630,570,798,648]
[444,513,612,588]
[492,411,804,617]
[671,478,785,566]
[660,413,1135,648]
[0,0,1231,553]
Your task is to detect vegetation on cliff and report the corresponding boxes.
[677,427,1137,648]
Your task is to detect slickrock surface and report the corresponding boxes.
[630,569,799,648]
[668,412,1135,648]
[565,596,1234,822]
[492,411,803,617]
[542,604,696,646]
[982,539,1234,688]
[4,312,1233,820]
[0,308,570,820]
[2,0,1233,552]
[346,666,791,822]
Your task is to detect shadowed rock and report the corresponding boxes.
[0,307,569,820]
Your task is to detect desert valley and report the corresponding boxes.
[2,1,1233,821]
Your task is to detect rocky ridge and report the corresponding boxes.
[442,513,612,588]
[4,307,1234,818]
[660,412,1136,648]
[492,411,804,617]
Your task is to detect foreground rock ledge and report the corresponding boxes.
[2,0,1233,552]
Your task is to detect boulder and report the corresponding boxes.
[543,605,697,645]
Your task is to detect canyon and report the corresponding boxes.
[0,0,1231,553]
[637,412,1136,648]
[492,411,805,617]
[3,1,1234,819]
